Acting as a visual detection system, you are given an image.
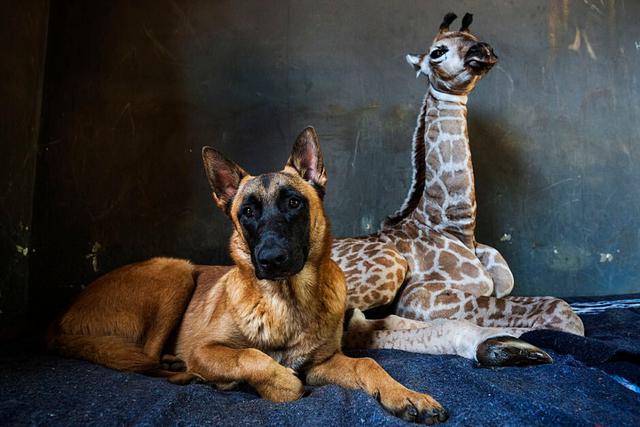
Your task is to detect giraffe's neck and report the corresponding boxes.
[408,85,477,248]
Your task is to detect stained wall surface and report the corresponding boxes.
[0,0,49,333]
[27,1,640,321]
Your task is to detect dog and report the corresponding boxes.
[47,127,448,424]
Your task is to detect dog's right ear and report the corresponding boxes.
[201,146,248,213]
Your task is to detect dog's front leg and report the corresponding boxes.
[306,353,448,424]
[186,344,304,402]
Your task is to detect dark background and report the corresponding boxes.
[2,0,639,333]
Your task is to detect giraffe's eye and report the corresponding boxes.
[242,206,254,217]
[430,46,449,59]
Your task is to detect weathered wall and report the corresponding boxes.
[28,0,640,320]
[0,0,49,333]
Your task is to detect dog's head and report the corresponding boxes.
[202,127,329,281]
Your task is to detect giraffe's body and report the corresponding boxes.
[331,13,584,360]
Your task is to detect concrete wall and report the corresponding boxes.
[24,1,640,321]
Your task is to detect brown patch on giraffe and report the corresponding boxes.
[427,272,447,282]
[438,251,459,270]
[460,262,479,277]
[406,226,419,239]
[512,306,526,316]
[495,299,506,311]
[434,291,460,305]
[381,282,395,292]
[489,312,503,320]
[364,249,378,257]
[440,119,464,135]
[373,257,394,268]
[427,283,446,292]
[418,250,436,272]
[430,307,458,319]
[477,298,489,309]
[448,268,463,281]
[442,171,470,194]
[395,269,404,284]
[366,275,381,286]
[396,240,411,254]
[546,301,559,315]
[383,248,400,258]
[427,123,441,142]
[464,300,474,312]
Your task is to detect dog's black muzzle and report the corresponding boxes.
[253,231,304,280]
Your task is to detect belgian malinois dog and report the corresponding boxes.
[48,127,448,424]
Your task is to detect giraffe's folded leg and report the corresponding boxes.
[344,313,551,366]
[475,336,553,367]
[475,243,514,298]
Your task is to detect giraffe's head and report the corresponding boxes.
[407,12,497,95]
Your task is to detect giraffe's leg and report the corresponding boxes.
[464,295,585,336]
[343,309,551,366]
[396,282,584,336]
[332,236,408,310]
[475,243,514,298]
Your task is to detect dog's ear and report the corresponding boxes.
[286,126,327,194]
[202,146,248,213]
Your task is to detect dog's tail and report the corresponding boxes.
[47,329,164,375]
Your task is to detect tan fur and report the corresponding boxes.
[47,129,447,424]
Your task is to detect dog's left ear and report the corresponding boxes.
[202,146,248,213]
[286,126,327,193]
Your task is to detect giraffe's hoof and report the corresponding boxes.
[475,336,553,367]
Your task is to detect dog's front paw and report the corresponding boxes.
[254,365,304,402]
[380,388,448,425]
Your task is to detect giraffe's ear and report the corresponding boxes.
[202,146,248,213]
[406,54,423,78]
[286,126,327,195]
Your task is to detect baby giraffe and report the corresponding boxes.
[334,13,583,364]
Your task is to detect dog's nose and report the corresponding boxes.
[257,247,289,270]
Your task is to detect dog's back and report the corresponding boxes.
[47,257,197,375]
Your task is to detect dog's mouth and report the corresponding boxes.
[255,264,304,281]
[255,271,296,281]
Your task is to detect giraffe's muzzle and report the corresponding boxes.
[464,42,497,74]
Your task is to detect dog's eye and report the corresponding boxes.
[430,46,448,59]
[288,198,301,209]
[242,206,254,217]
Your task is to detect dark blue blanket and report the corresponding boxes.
[2,295,640,426]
